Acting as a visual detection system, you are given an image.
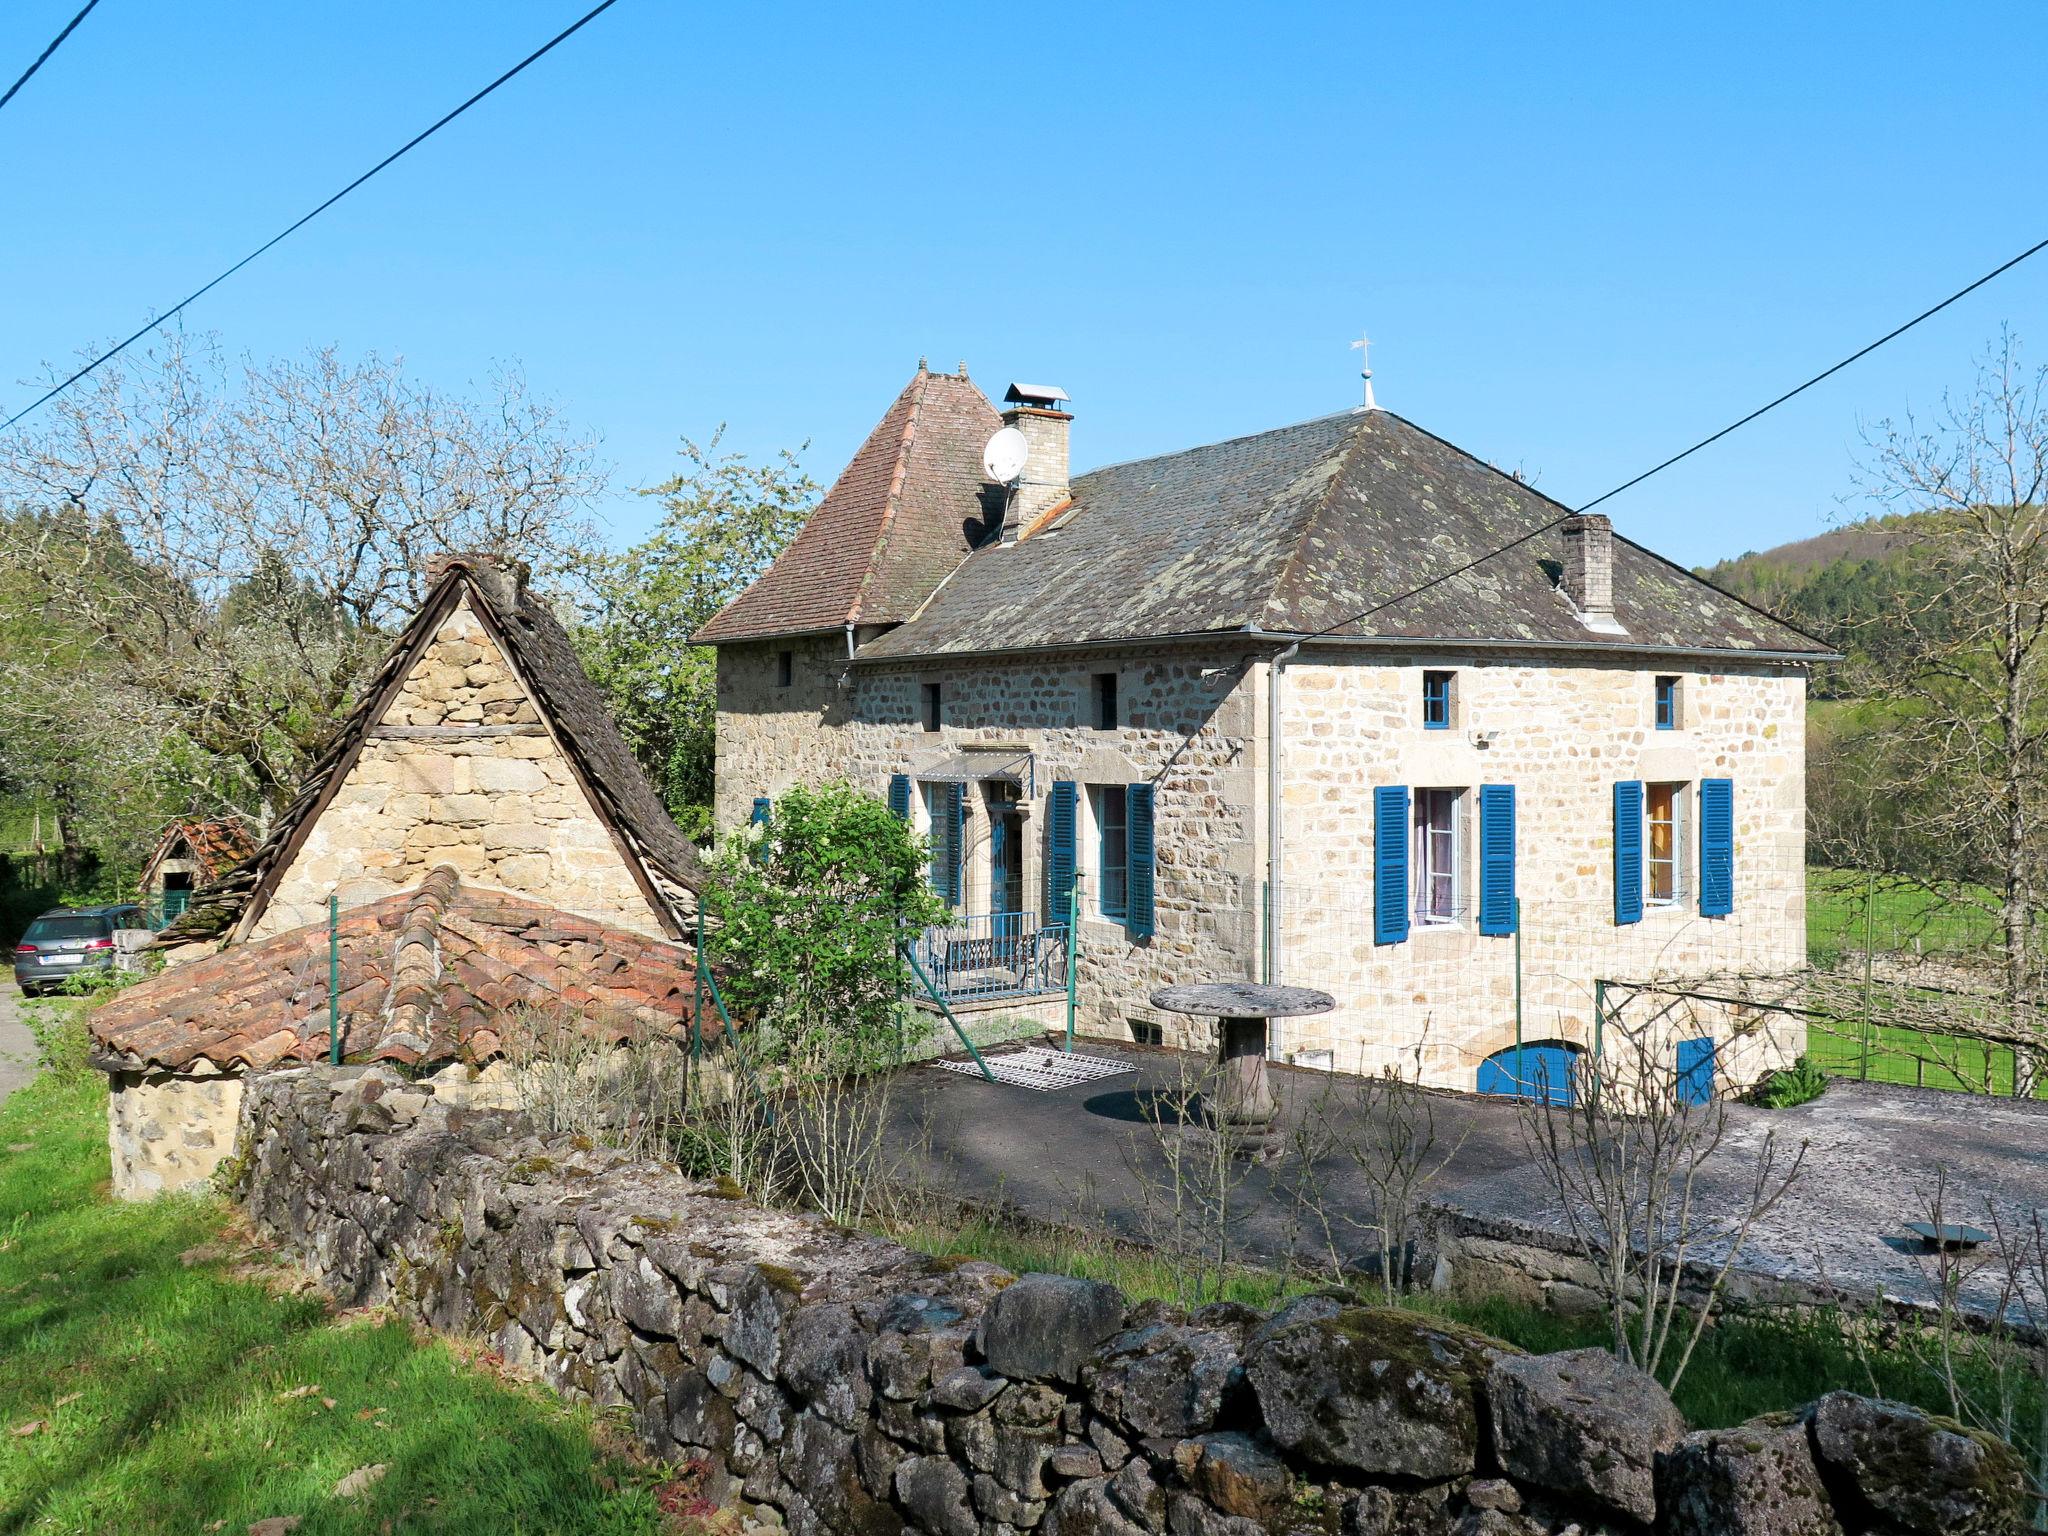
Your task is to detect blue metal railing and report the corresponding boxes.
[913,911,1069,1002]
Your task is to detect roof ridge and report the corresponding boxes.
[850,366,930,624]
[379,865,460,1059]
[1257,415,1379,632]
[1073,406,1369,484]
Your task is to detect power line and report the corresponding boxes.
[1292,231,2048,645]
[1,0,623,433]
[0,0,102,115]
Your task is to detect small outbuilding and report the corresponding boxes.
[137,817,256,923]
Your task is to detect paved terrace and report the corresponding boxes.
[889,1040,2048,1318]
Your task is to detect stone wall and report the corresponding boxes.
[234,1065,2027,1536]
[714,640,1810,1087]
[106,1067,244,1198]
[258,598,667,940]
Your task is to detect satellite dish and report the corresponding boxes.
[982,425,1030,484]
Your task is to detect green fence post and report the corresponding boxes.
[1860,875,1875,1081]
[1064,875,1083,1053]
[327,893,341,1067]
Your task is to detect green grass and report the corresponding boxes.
[883,1206,2040,1449]
[0,1065,676,1535]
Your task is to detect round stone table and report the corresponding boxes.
[1149,982,1335,1129]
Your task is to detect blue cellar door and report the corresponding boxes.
[1677,1037,1717,1107]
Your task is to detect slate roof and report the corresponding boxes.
[854,408,1831,662]
[161,553,705,947]
[139,817,256,888]
[94,868,699,1074]
[694,366,1003,643]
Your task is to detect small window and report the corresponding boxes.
[921,681,942,732]
[1092,784,1129,920]
[1654,676,1680,730]
[776,649,794,688]
[1411,788,1462,925]
[1646,782,1686,904]
[1091,672,1118,731]
[1423,671,1454,730]
[1128,1017,1163,1047]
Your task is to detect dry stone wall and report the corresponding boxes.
[235,1065,2026,1536]
[257,598,666,939]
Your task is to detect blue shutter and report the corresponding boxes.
[1373,785,1410,945]
[1046,781,1077,920]
[1613,781,1644,925]
[1126,783,1156,939]
[887,774,911,821]
[1699,778,1734,917]
[1478,784,1517,936]
[1676,1037,1717,1106]
[750,796,772,826]
[939,783,964,907]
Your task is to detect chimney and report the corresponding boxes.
[1559,514,1626,635]
[999,382,1071,543]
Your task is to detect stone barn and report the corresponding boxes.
[96,552,707,1196]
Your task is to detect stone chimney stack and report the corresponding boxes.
[999,383,1071,543]
[1559,514,1625,634]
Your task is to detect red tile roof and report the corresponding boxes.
[92,867,705,1073]
[693,366,1002,643]
[139,817,257,887]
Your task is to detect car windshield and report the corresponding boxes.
[23,915,109,943]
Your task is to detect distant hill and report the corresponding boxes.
[1694,511,1941,693]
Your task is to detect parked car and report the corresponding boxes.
[11,904,148,996]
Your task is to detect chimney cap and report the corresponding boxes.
[1003,382,1070,410]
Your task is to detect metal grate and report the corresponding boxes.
[931,1044,1135,1092]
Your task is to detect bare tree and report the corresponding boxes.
[1283,1039,1467,1301]
[1522,1005,1808,1390]
[0,331,606,818]
[1832,331,2048,1084]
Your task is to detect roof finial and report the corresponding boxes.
[1350,330,1377,410]
[918,355,929,372]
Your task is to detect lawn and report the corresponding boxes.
[0,1066,676,1535]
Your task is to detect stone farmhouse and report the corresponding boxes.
[698,365,1833,1093]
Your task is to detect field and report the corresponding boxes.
[0,1063,678,1535]
[1804,867,2045,1099]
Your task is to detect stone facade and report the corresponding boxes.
[256,598,668,940]
[232,1064,2029,1536]
[715,638,1809,1092]
[106,1067,244,1198]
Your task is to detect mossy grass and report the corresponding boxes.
[0,1068,676,1534]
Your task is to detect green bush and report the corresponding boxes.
[701,781,941,1060]
[1752,1054,1831,1109]
[24,996,91,1082]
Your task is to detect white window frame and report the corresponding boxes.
[1410,787,1465,928]
[1645,780,1689,907]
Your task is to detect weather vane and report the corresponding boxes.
[1350,331,1377,410]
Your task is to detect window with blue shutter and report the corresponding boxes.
[887,774,911,820]
[1126,783,1156,939]
[1478,784,1517,936]
[937,782,965,907]
[1698,778,1734,916]
[1373,785,1411,945]
[1046,781,1078,921]
[750,796,772,827]
[1613,780,1644,925]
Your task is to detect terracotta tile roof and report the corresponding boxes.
[160,553,705,947]
[693,366,1003,643]
[139,817,257,887]
[93,867,703,1073]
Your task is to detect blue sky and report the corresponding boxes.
[3,1,2044,569]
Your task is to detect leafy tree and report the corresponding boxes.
[0,330,605,819]
[577,432,817,819]
[700,781,940,1049]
